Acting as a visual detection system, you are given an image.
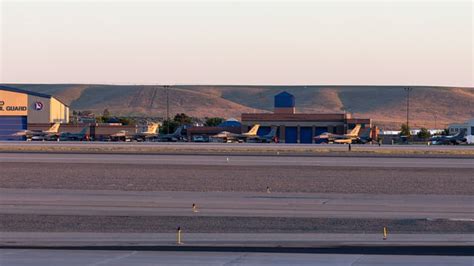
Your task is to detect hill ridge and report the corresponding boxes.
[2,84,473,129]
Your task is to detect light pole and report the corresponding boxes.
[404,87,412,135]
[164,85,170,134]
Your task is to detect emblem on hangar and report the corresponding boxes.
[34,101,44,111]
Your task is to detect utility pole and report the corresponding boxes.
[164,85,170,134]
[404,87,412,135]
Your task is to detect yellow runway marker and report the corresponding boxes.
[177,227,183,245]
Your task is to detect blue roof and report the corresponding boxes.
[0,85,68,106]
[218,119,241,127]
[274,91,295,108]
[0,85,53,98]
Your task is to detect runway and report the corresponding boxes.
[1,153,473,168]
[1,188,473,235]
[1,249,472,266]
[1,189,472,220]
[2,232,473,247]
[0,151,472,253]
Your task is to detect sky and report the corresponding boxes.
[1,0,472,86]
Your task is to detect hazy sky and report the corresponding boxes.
[1,0,472,86]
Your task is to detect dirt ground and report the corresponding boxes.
[1,163,472,195]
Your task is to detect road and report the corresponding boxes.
[1,249,472,266]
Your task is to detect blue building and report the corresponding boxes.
[241,91,373,143]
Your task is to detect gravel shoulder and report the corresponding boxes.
[1,143,474,157]
[1,214,473,234]
[1,163,473,195]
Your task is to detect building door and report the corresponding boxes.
[285,127,297,143]
[315,127,328,136]
[0,116,27,140]
[300,127,313,143]
[257,126,271,136]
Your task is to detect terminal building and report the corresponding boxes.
[0,86,69,140]
[241,91,374,143]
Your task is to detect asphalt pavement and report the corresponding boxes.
[1,189,472,220]
[2,232,473,247]
[0,149,472,255]
[1,153,473,168]
[1,249,472,266]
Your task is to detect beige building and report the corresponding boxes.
[0,85,69,140]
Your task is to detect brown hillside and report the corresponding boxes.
[1,84,472,129]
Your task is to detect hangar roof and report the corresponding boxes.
[0,85,69,106]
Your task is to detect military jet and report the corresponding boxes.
[248,127,278,143]
[108,123,161,142]
[13,122,61,141]
[212,124,260,143]
[314,124,362,144]
[133,123,160,141]
[429,129,466,145]
[109,130,132,142]
[59,127,89,141]
[156,125,185,142]
[354,127,373,144]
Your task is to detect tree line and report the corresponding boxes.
[71,109,226,134]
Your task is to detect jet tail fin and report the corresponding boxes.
[144,123,159,134]
[348,125,361,136]
[457,129,466,138]
[247,124,260,135]
[265,127,277,137]
[48,122,61,133]
[173,126,183,136]
[79,127,88,134]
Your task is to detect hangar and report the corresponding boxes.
[448,119,474,144]
[241,91,375,143]
[0,85,69,140]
